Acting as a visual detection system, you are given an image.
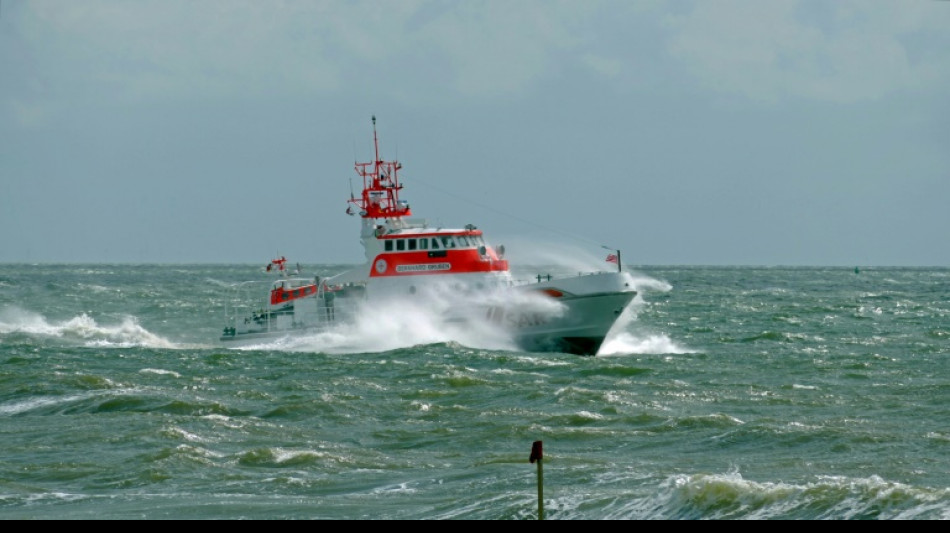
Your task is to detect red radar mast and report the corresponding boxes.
[347,116,412,221]
[266,256,287,274]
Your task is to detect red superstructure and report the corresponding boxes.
[346,116,509,281]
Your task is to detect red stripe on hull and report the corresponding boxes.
[369,251,509,277]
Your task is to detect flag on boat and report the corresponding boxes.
[605,253,619,264]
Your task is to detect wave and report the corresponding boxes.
[628,273,674,293]
[557,471,950,520]
[599,299,692,355]
[0,305,179,349]
[599,332,693,356]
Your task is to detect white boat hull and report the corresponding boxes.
[464,271,637,355]
[221,271,636,356]
[510,291,636,355]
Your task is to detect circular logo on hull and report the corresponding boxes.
[375,259,388,274]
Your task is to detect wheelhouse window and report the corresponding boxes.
[385,240,393,252]
[419,238,428,250]
[441,237,457,248]
[408,239,417,251]
[396,240,406,251]
[458,236,470,247]
[431,238,440,250]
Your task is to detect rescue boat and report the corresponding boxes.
[220,117,637,355]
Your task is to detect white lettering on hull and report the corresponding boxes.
[395,263,451,273]
[486,306,551,328]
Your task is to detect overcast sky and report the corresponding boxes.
[1,0,948,267]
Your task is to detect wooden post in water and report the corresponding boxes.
[529,440,544,520]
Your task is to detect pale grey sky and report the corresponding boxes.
[1,0,948,266]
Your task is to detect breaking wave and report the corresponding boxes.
[0,305,178,349]
[598,276,689,356]
[590,471,950,520]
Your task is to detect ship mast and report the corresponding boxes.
[347,116,411,221]
[373,115,380,177]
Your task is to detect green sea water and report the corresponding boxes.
[1,264,948,519]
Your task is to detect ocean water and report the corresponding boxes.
[0,263,948,520]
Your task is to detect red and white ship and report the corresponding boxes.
[221,117,637,355]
